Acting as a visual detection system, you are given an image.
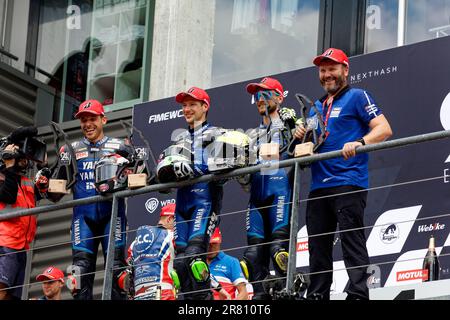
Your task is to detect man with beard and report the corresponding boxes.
[294,48,392,300]
[240,77,298,299]
[48,99,134,300]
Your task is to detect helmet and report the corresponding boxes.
[207,130,250,172]
[94,153,131,193]
[156,144,194,183]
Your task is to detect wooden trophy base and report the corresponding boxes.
[128,173,148,189]
[260,143,280,160]
[294,142,314,157]
[48,179,71,194]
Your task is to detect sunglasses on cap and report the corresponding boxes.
[253,90,280,101]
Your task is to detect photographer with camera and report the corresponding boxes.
[0,126,48,300]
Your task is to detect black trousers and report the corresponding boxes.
[306,185,370,300]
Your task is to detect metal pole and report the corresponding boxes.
[397,0,407,46]
[21,248,33,300]
[101,195,120,300]
[286,162,300,294]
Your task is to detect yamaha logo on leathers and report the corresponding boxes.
[73,219,81,245]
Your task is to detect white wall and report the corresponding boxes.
[9,0,30,72]
[148,0,216,101]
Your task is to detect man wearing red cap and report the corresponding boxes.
[48,99,134,300]
[118,203,177,300]
[207,228,249,300]
[35,266,65,300]
[156,87,223,300]
[239,77,298,299]
[295,48,392,300]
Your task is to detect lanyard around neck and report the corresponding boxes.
[322,96,335,140]
[323,96,334,128]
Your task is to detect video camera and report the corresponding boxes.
[0,126,46,165]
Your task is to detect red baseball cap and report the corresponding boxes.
[175,87,210,107]
[210,227,222,244]
[75,99,105,118]
[160,203,176,217]
[36,266,65,283]
[313,48,349,67]
[246,77,284,96]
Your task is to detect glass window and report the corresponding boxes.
[364,0,399,53]
[0,0,6,49]
[365,0,450,54]
[212,0,320,88]
[87,0,148,106]
[406,0,450,44]
[36,0,93,121]
[0,0,11,63]
[34,0,151,121]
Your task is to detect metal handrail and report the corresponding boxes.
[3,129,450,221]
[2,129,450,299]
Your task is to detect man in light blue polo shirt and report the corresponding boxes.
[295,48,392,300]
[207,228,249,300]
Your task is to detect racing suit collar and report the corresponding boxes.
[82,136,109,147]
[189,121,209,134]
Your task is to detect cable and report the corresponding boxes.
[5,248,450,298]
[2,171,448,296]
[2,172,445,260]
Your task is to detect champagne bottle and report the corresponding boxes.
[155,285,161,300]
[422,235,440,282]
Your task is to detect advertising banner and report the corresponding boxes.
[130,36,450,294]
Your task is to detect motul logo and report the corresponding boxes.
[297,241,308,252]
[417,223,445,233]
[396,269,428,282]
